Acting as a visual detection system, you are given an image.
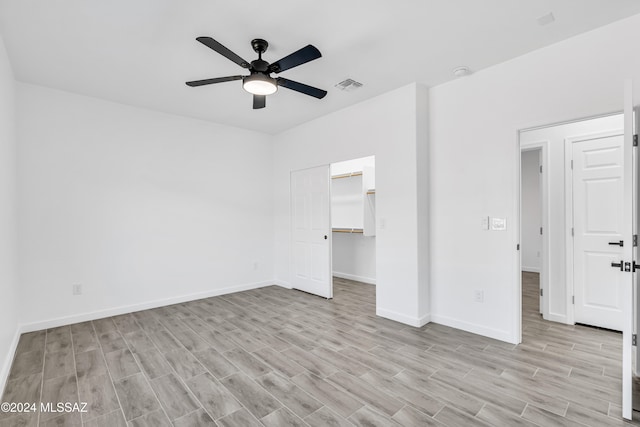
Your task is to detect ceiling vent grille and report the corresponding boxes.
[335,78,363,92]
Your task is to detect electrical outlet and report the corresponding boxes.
[473,290,484,303]
[72,284,82,295]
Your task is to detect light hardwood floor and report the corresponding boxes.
[1,273,638,426]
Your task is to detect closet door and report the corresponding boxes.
[290,165,332,298]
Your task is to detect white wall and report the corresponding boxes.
[274,83,430,326]
[429,13,640,343]
[521,149,541,272]
[16,83,275,328]
[331,232,376,284]
[0,34,19,393]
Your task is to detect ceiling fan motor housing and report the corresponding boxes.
[251,38,269,54]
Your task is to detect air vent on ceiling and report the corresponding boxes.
[335,78,363,92]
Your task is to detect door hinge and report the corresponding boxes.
[633,334,637,346]
[517,244,520,251]
[540,227,543,235]
[540,288,543,297]
[572,296,575,305]
[634,235,638,247]
[539,165,543,173]
[571,227,574,237]
[570,159,574,169]
[634,134,638,147]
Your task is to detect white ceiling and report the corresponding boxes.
[1,0,640,134]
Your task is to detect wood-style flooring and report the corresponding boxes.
[1,273,637,426]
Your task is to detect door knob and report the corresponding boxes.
[608,241,624,247]
[611,261,624,271]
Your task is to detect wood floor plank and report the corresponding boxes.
[43,349,74,380]
[304,406,352,427]
[123,330,156,354]
[78,373,120,421]
[360,370,445,416]
[114,373,161,421]
[282,346,339,378]
[40,374,78,422]
[328,371,404,416]
[162,348,206,380]
[476,403,539,426]
[149,373,199,421]
[348,406,403,427]
[222,348,271,378]
[392,405,445,426]
[261,407,306,427]
[252,347,305,378]
[192,347,239,380]
[127,410,172,427]
[217,408,263,427]
[220,372,281,419]
[255,372,323,418]
[173,408,217,427]
[134,349,172,380]
[104,348,140,380]
[185,372,242,419]
[82,409,127,427]
[291,372,363,418]
[434,405,492,427]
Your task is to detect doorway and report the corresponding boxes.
[520,148,543,316]
[519,113,624,331]
[289,156,377,300]
[330,156,376,286]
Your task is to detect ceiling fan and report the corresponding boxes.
[186,37,327,109]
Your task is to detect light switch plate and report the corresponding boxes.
[491,217,507,231]
[481,216,490,230]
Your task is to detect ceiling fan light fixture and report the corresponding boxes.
[243,73,278,95]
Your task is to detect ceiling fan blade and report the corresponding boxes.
[185,75,243,87]
[269,45,321,73]
[253,95,266,109]
[196,37,251,69]
[276,77,327,99]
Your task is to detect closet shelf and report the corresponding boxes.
[332,228,364,234]
[331,171,363,180]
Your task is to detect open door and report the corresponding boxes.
[290,165,333,299]
[622,79,636,420]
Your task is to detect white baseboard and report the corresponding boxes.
[333,272,376,285]
[545,312,569,325]
[522,266,540,273]
[430,313,514,344]
[273,280,292,289]
[19,280,274,333]
[376,307,430,327]
[0,326,22,399]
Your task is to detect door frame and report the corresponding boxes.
[515,111,623,344]
[564,128,625,327]
[519,143,550,321]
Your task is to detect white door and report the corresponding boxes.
[571,130,625,331]
[290,165,332,299]
[622,80,636,420]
